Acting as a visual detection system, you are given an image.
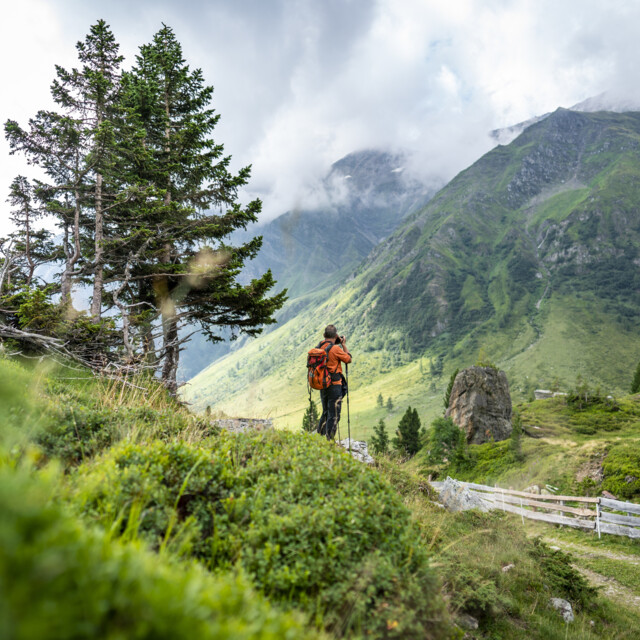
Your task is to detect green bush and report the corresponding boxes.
[428,417,464,464]
[528,538,597,610]
[602,443,640,500]
[0,463,320,640]
[71,432,450,639]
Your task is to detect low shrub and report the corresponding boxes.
[427,417,465,464]
[602,443,640,500]
[0,463,320,640]
[528,538,597,610]
[71,432,451,640]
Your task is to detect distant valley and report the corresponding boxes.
[183,109,640,438]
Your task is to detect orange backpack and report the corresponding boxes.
[307,340,334,390]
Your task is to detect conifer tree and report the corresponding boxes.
[7,177,53,287]
[443,368,459,411]
[377,393,384,407]
[428,416,462,463]
[6,108,87,304]
[302,400,319,433]
[393,406,423,457]
[371,418,389,455]
[631,361,640,394]
[386,396,394,411]
[123,25,286,392]
[51,20,128,318]
[5,20,145,311]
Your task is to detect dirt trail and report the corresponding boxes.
[541,535,640,609]
[574,566,640,608]
[542,536,640,564]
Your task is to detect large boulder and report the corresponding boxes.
[445,366,512,444]
[438,477,491,512]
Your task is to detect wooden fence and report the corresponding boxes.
[431,479,640,540]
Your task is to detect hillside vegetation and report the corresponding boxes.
[420,392,640,500]
[185,110,640,432]
[4,354,640,638]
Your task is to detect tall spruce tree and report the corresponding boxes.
[371,418,389,455]
[631,361,640,394]
[50,20,139,319]
[393,406,423,457]
[302,400,319,433]
[5,20,143,310]
[6,108,87,304]
[121,25,285,392]
[7,177,53,287]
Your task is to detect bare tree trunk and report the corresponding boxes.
[0,240,16,295]
[159,82,179,393]
[160,238,180,393]
[60,189,82,305]
[24,207,35,287]
[91,171,104,318]
[161,314,179,395]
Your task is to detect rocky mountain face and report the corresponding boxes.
[344,109,640,353]
[233,149,435,299]
[445,366,512,444]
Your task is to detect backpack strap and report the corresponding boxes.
[318,340,333,355]
[318,340,341,381]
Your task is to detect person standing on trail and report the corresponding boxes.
[316,324,351,441]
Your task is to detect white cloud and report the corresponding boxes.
[2,0,640,233]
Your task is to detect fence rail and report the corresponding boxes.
[431,479,640,540]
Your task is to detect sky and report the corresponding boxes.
[2,0,640,235]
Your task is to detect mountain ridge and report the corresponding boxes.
[183,109,640,432]
[179,148,437,378]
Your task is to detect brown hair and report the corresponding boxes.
[323,324,338,339]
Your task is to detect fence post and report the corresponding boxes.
[520,498,525,525]
[596,499,601,539]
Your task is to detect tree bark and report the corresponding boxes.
[91,171,104,318]
[60,189,82,305]
[24,205,35,286]
[159,79,179,393]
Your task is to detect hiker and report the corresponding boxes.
[316,324,351,441]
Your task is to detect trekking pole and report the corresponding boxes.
[346,363,351,455]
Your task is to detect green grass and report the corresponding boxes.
[416,392,640,502]
[376,459,640,639]
[5,353,640,638]
[580,556,640,593]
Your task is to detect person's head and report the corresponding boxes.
[324,324,338,340]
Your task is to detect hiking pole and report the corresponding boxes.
[346,363,351,455]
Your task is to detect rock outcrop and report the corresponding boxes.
[213,418,273,433]
[445,366,512,444]
[339,439,374,464]
[438,477,491,512]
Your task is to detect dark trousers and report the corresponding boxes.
[318,381,345,441]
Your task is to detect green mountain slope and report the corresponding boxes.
[183,109,640,434]
[179,149,434,379]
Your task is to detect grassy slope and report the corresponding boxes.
[4,355,640,639]
[182,290,640,440]
[184,110,640,434]
[409,391,640,630]
[417,393,640,496]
